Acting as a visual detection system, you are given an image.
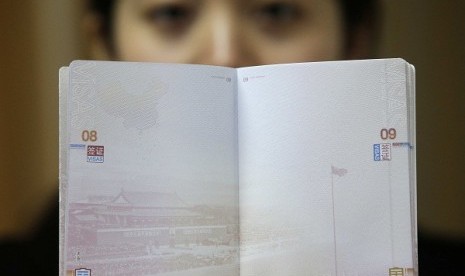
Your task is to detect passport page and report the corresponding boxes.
[237,59,417,276]
[61,61,239,276]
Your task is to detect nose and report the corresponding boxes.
[193,6,256,68]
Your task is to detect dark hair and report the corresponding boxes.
[88,0,380,57]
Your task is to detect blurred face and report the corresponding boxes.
[103,0,345,67]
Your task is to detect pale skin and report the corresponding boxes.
[88,0,363,66]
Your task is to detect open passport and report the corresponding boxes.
[59,59,417,276]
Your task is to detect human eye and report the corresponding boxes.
[253,1,302,27]
[143,2,196,33]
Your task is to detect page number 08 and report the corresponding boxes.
[380,128,396,140]
[82,130,98,142]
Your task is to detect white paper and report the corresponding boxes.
[237,59,416,276]
[60,59,417,276]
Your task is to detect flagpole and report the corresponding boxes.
[331,167,338,276]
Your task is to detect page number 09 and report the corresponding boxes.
[380,128,396,140]
[82,130,98,142]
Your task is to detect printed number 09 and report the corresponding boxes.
[380,128,396,140]
[82,130,98,142]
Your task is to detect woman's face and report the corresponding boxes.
[98,0,345,67]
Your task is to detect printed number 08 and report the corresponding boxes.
[380,128,396,140]
[82,130,97,142]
